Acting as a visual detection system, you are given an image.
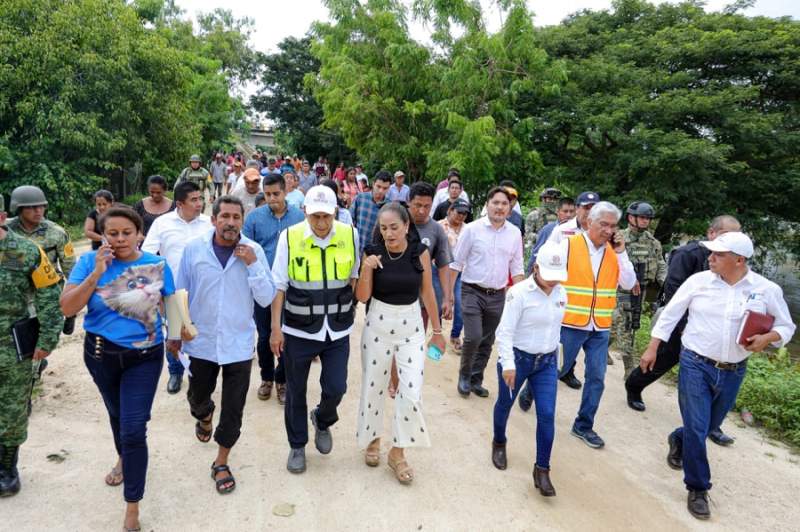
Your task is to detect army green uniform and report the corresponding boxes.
[611,228,667,376]
[0,230,63,447]
[6,218,75,279]
[175,166,211,195]
[524,203,558,249]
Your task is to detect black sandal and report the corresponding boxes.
[195,412,213,443]
[210,462,236,494]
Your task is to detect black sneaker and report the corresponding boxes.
[708,428,735,446]
[570,426,604,449]
[518,383,533,412]
[667,433,683,470]
[560,373,582,390]
[687,490,711,520]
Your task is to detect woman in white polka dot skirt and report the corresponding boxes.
[354,203,446,484]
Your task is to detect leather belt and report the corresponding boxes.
[693,352,745,371]
[463,282,504,296]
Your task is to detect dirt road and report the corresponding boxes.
[4,300,799,531]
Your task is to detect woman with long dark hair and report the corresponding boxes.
[133,175,174,236]
[354,202,445,484]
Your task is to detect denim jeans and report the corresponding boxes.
[671,349,747,492]
[559,327,610,433]
[432,266,463,338]
[493,349,558,468]
[165,348,184,376]
[83,334,163,503]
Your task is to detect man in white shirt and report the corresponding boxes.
[547,191,598,246]
[450,186,524,398]
[432,172,469,213]
[270,186,360,474]
[491,241,568,497]
[226,161,244,194]
[168,196,275,495]
[641,231,795,521]
[558,202,636,449]
[142,181,212,394]
[231,168,261,217]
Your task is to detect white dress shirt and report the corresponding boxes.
[272,221,361,342]
[547,217,584,245]
[567,233,637,331]
[496,278,567,371]
[176,231,276,365]
[651,269,795,363]
[450,217,524,290]
[141,210,212,279]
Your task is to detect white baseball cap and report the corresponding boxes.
[700,231,753,258]
[535,241,568,282]
[304,185,337,215]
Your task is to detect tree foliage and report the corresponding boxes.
[251,36,354,162]
[309,0,800,248]
[0,0,252,223]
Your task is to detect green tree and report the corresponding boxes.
[251,36,354,163]
[532,0,800,249]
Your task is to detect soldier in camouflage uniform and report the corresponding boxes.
[524,188,561,249]
[611,202,667,378]
[0,193,64,496]
[175,154,211,209]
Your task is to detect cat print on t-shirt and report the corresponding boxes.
[96,262,165,347]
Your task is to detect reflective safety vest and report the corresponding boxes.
[285,221,356,334]
[562,234,619,330]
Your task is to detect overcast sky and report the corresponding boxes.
[178,0,799,57]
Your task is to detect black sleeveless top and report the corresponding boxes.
[367,240,425,305]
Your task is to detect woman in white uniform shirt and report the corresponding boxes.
[490,241,568,497]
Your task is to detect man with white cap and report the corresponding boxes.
[641,231,795,520]
[490,241,569,497]
[269,185,361,474]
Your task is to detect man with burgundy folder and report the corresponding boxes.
[640,231,795,520]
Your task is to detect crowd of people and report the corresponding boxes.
[0,152,795,531]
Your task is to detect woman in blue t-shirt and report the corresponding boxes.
[61,206,175,532]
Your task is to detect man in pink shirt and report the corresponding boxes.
[449,187,524,398]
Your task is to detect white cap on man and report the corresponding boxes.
[304,185,337,215]
[535,241,569,282]
[700,231,753,258]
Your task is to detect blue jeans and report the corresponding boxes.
[166,346,183,376]
[493,349,558,468]
[559,327,610,433]
[432,267,463,338]
[83,334,163,503]
[671,349,747,492]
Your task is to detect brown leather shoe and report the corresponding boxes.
[492,441,507,470]
[276,383,287,405]
[533,465,556,496]
[258,381,273,401]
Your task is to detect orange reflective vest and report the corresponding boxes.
[562,234,619,329]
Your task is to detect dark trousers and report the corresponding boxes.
[187,357,252,449]
[493,349,558,468]
[83,334,162,503]
[460,284,506,385]
[254,303,285,383]
[283,334,349,449]
[671,349,746,492]
[625,315,686,394]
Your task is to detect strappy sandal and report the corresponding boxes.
[105,464,123,486]
[210,462,236,495]
[195,413,213,443]
[365,440,381,467]
[388,455,414,484]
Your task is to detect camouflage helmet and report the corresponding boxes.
[627,201,655,218]
[189,154,202,163]
[540,187,561,200]
[9,185,48,213]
